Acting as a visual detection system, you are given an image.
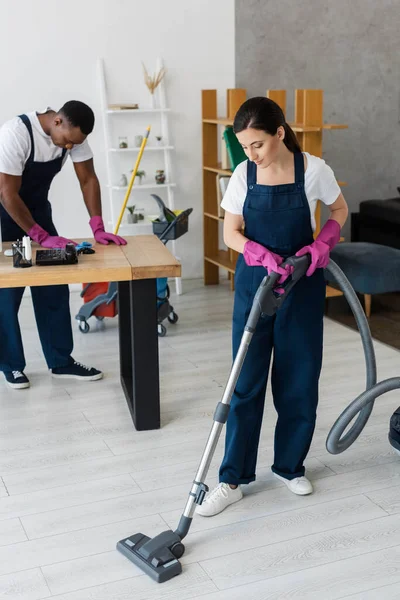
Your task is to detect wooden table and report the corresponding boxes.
[0,236,181,431]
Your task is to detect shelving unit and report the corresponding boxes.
[202,88,348,297]
[98,58,182,294]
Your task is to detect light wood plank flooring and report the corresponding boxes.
[1,279,400,599]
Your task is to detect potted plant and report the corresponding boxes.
[131,169,146,185]
[126,205,138,223]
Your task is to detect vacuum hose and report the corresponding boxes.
[325,260,400,454]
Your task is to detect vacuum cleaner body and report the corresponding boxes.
[389,407,400,454]
[117,255,400,583]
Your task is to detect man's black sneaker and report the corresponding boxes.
[3,371,30,389]
[51,361,103,381]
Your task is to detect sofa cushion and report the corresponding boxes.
[360,198,400,225]
[329,242,400,295]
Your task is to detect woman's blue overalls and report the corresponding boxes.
[0,114,73,372]
[219,153,326,483]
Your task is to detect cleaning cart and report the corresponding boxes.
[75,195,192,336]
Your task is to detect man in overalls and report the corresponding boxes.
[0,101,125,389]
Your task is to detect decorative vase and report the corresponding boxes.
[149,93,156,109]
[155,169,166,184]
[118,136,128,149]
[127,213,138,224]
[118,174,128,187]
[134,135,143,147]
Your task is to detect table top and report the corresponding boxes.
[0,235,181,288]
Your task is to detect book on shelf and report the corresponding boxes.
[216,174,231,218]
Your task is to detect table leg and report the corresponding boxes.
[118,279,160,430]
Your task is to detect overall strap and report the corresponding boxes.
[246,159,257,185]
[18,114,35,163]
[294,152,305,184]
[18,113,68,163]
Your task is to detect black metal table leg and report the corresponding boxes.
[118,279,160,430]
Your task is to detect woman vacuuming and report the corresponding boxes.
[197,97,348,517]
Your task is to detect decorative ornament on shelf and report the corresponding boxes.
[118,174,128,187]
[134,135,143,147]
[118,136,128,149]
[155,169,166,184]
[142,62,166,109]
[156,135,163,146]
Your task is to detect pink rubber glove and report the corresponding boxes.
[296,220,341,276]
[28,224,77,248]
[89,216,127,246]
[243,240,287,276]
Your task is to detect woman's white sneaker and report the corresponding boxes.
[196,483,243,517]
[273,473,313,495]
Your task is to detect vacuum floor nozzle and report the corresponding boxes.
[117,530,184,583]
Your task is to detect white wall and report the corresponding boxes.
[0,0,235,279]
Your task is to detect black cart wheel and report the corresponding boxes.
[168,311,178,324]
[171,542,185,559]
[158,324,167,337]
[79,320,90,334]
[95,315,105,321]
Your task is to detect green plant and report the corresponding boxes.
[130,169,146,184]
[127,205,135,214]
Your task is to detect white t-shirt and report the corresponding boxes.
[0,107,93,176]
[220,152,341,231]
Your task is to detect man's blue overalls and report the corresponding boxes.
[219,153,326,484]
[0,114,73,372]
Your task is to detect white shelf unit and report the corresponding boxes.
[98,57,182,295]
[109,146,175,152]
[108,183,177,191]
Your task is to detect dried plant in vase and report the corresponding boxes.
[142,62,166,108]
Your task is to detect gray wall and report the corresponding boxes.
[235,0,400,239]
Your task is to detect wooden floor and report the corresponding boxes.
[2,279,400,600]
[326,291,400,351]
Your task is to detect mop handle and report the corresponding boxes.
[113,126,151,235]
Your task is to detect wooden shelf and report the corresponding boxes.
[287,123,321,132]
[202,118,348,132]
[204,163,232,176]
[202,88,348,291]
[322,124,348,130]
[204,212,224,222]
[205,250,236,274]
[326,286,344,298]
[203,117,234,126]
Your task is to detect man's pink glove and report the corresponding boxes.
[28,224,77,248]
[89,216,127,246]
[295,219,341,276]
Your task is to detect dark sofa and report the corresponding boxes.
[351,188,400,249]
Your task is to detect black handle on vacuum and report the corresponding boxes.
[245,254,311,330]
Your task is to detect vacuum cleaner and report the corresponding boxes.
[117,255,400,583]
